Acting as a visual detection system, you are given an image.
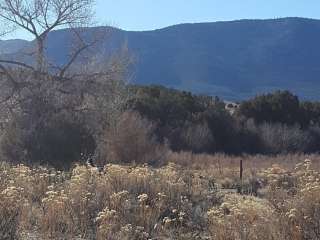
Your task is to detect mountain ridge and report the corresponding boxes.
[1,17,320,100]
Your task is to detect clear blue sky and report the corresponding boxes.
[5,0,320,39]
[96,0,320,30]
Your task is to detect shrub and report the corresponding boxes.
[300,101,320,127]
[1,157,320,238]
[178,120,215,153]
[306,126,320,152]
[258,123,311,154]
[238,90,301,125]
[0,114,96,169]
[0,186,23,240]
[207,194,279,240]
[101,111,168,166]
[130,85,226,152]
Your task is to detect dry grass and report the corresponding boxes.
[169,151,320,169]
[1,154,320,239]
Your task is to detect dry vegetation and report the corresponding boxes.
[1,1,320,240]
[1,154,320,239]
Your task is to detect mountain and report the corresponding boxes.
[1,17,320,100]
[0,39,30,54]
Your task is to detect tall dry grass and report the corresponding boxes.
[1,154,320,239]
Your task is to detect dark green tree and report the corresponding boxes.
[238,90,301,125]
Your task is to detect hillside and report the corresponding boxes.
[0,39,29,54]
[1,17,320,100]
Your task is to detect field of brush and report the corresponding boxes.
[1,153,320,239]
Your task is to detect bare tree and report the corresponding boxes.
[0,0,100,108]
[0,22,14,37]
[0,0,94,71]
[0,0,132,166]
[0,0,130,115]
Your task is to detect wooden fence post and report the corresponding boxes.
[240,159,243,181]
[239,159,243,194]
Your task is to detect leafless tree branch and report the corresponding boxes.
[0,0,131,158]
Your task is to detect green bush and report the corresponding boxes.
[238,90,301,125]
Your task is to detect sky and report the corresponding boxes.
[96,0,320,31]
[4,0,320,40]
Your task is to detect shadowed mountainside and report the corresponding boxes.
[1,17,320,100]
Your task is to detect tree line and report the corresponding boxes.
[129,86,320,156]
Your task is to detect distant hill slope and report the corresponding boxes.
[1,17,320,100]
[0,39,29,54]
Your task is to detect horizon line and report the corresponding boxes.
[2,16,320,41]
